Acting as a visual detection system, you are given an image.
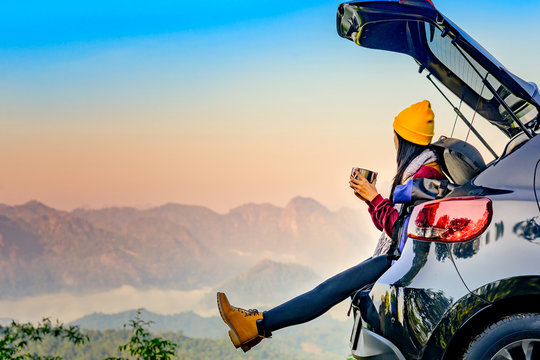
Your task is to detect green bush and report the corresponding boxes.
[0,318,88,359]
[105,309,177,360]
[0,310,177,360]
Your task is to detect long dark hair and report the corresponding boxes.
[390,132,429,203]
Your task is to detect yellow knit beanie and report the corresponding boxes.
[393,100,435,145]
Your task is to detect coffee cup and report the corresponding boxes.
[351,167,378,184]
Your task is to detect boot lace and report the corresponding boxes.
[234,306,260,317]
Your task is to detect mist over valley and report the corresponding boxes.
[0,196,380,358]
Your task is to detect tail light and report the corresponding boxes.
[408,197,492,242]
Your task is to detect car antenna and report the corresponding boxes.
[450,40,535,139]
[426,73,498,158]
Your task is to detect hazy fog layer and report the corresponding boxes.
[0,286,212,323]
[0,284,351,324]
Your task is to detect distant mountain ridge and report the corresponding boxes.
[69,305,350,358]
[69,307,351,359]
[210,258,322,309]
[0,197,376,298]
[70,309,223,338]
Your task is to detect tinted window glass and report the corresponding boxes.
[424,23,498,100]
[424,23,538,132]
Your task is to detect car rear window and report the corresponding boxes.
[423,22,538,138]
[424,22,499,100]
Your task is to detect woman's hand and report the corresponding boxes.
[349,171,379,203]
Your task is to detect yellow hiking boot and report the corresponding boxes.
[217,292,266,352]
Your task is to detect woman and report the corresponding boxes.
[217,100,446,352]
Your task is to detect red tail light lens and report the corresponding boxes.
[408,197,492,242]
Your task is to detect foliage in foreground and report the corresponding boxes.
[0,310,178,360]
[0,318,88,359]
[105,310,177,360]
[26,330,321,360]
[2,309,337,360]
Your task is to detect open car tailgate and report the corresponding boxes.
[337,0,539,137]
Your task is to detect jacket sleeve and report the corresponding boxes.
[367,165,446,236]
[368,194,398,237]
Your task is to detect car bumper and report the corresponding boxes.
[350,308,406,360]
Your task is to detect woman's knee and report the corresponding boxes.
[313,279,331,294]
[313,277,342,297]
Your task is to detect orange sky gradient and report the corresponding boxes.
[1,1,537,213]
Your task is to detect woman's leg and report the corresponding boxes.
[262,254,391,332]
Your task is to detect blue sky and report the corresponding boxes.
[2,0,539,49]
[0,0,334,47]
[1,0,539,211]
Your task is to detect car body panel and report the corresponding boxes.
[448,201,540,295]
[472,134,540,200]
[448,134,540,296]
[356,136,540,359]
[360,237,477,359]
[536,158,540,213]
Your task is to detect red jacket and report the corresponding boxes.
[367,165,445,237]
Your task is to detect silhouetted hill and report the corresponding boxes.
[0,201,61,222]
[70,309,222,338]
[0,197,376,298]
[69,308,351,358]
[210,259,321,309]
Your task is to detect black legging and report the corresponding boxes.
[262,255,392,332]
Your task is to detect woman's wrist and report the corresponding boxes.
[365,192,379,203]
[368,194,384,206]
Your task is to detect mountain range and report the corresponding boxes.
[0,197,377,298]
[68,307,352,359]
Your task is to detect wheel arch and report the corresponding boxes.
[421,276,540,360]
